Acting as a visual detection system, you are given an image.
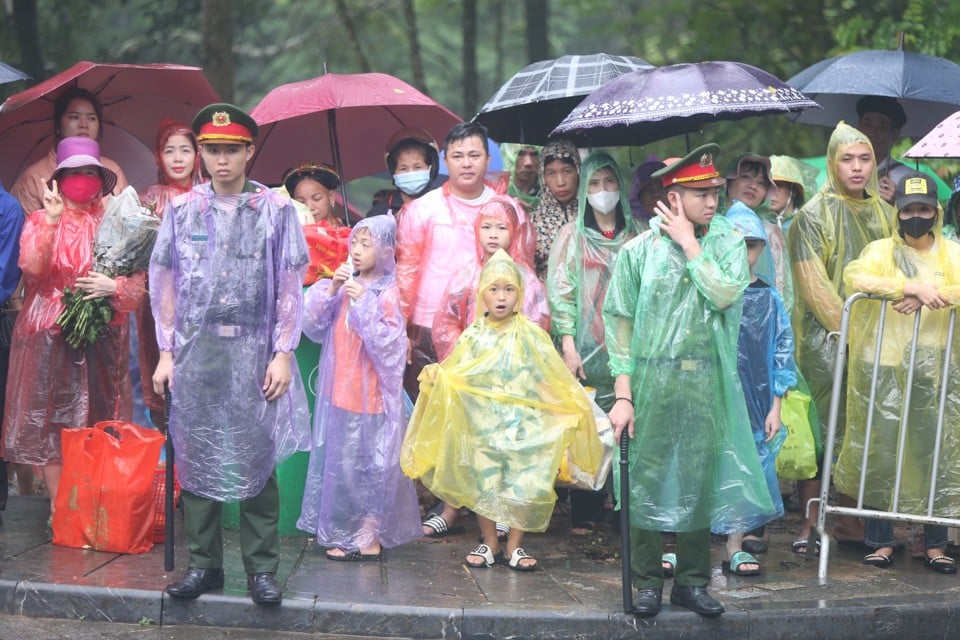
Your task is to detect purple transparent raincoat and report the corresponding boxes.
[297,215,422,551]
[149,183,311,501]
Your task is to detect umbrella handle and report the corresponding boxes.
[164,386,175,573]
[619,430,633,614]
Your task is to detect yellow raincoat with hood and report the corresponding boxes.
[788,122,896,441]
[835,201,960,515]
[401,250,601,532]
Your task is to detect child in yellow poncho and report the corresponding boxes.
[401,249,601,572]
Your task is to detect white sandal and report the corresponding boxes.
[465,544,496,568]
[503,547,537,572]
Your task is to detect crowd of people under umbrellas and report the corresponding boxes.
[0,70,958,620]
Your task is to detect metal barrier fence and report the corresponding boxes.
[812,292,960,581]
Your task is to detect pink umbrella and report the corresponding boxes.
[248,72,462,186]
[904,110,960,159]
[0,61,220,190]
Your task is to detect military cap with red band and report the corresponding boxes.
[651,143,724,189]
[192,103,259,144]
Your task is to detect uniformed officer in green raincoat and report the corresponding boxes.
[603,144,776,618]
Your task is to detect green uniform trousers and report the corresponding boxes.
[181,471,280,574]
[630,527,711,589]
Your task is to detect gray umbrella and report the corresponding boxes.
[473,53,654,143]
[787,49,960,138]
[0,62,29,85]
[551,61,819,148]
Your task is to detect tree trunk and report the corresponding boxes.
[202,0,234,103]
[462,0,478,117]
[10,0,44,82]
[493,0,504,86]
[334,0,372,72]
[525,0,549,63]
[401,0,427,93]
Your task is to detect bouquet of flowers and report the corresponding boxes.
[56,187,161,349]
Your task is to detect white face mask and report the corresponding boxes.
[393,169,432,195]
[587,190,619,214]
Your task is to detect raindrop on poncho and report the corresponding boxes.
[835,203,960,515]
[401,249,602,532]
[546,151,640,410]
[298,215,422,550]
[149,183,311,501]
[603,209,777,533]
[788,121,895,442]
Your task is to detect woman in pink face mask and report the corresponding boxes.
[0,136,146,521]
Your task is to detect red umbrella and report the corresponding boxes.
[0,61,220,191]
[248,72,461,187]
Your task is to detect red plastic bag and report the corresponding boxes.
[53,421,165,553]
[302,221,351,285]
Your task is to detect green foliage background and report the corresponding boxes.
[2,0,959,184]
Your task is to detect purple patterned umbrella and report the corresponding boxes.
[551,61,819,147]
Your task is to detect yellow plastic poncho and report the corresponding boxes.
[400,250,602,531]
[835,208,960,515]
[602,214,777,534]
[788,122,896,440]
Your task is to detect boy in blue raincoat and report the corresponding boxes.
[721,203,796,575]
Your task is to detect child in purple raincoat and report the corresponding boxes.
[298,215,422,560]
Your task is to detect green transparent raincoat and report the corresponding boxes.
[835,209,960,515]
[546,152,640,411]
[603,214,776,533]
[788,122,896,441]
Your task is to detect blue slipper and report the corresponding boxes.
[722,551,761,576]
[661,552,676,578]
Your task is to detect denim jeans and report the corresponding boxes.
[864,515,947,550]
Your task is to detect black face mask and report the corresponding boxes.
[899,215,936,239]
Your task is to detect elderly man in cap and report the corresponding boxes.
[856,95,909,204]
[603,144,777,618]
[151,103,310,606]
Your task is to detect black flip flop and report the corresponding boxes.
[325,548,383,562]
[863,551,894,568]
[925,554,958,574]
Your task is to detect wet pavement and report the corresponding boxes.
[3,494,960,639]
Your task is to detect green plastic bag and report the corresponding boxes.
[776,388,818,480]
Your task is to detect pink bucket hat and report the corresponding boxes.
[52,136,118,195]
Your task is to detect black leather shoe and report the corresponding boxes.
[247,572,282,606]
[670,585,724,616]
[166,567,224,599]
[633,587,662,617]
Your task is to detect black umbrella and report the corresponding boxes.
[0,61,29,85]
[473,53,654,143]
[551,61,819,148]
[786,49,960,138]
